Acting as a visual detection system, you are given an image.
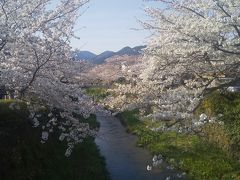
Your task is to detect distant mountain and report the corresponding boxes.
[117,45,146,56]
[92,51,115,64]
[73,51,96,61]
[73,45,146,64]
[132,45,146,53]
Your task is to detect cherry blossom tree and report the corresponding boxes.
[108,0,240,127]
[0,0,101,156]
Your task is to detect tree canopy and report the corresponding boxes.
[108,0,240,124]
[0,0,100,156]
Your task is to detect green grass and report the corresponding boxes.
[196,91,240,158]
[118,110,240,180]
[85,87,109,101]
[0,100,109,180]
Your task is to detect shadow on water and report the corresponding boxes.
[95,113,184,180]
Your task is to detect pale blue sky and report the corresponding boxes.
[71,0,160,54]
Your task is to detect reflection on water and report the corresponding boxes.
[95,113,184,180]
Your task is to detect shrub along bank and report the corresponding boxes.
[196,91,240,159]
[0,100,109,180]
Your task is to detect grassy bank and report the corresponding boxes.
[0,100,109,180]
[85,87,109,101]
[118,110,240,180]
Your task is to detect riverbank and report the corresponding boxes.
[0,100,109,180]
[118,110,240,180]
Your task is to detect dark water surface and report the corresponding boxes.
[95,113,184,180]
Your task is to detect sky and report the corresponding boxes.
[70,0,160,54]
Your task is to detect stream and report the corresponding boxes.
[95,113,184,180]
